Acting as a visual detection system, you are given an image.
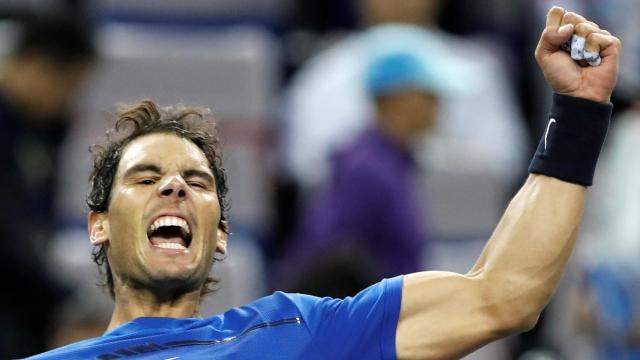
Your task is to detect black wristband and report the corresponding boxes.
[528,93,612,186]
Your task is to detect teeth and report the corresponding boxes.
[148,215,191,236]
[155,242,187,250]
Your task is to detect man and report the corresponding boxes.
[0,16,96,357]
[282,0,526,194]
[282,52,441,296]
[28,7,619,359]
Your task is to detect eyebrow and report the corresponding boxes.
[183,169,215,184]
[123,163,162,178]
[123,163,215,184]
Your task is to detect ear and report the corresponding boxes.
[215,222,229,255]
[88,211,110,245]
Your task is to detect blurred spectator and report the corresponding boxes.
[573,105,640,359]
[0,16,95,357]
[280,50,458,297]
[280,0,526,196]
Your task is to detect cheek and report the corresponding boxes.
[198,195,223,242]
[202,193,222,217]
[110,187,146,211]
[416,101,438,126]
[108,188,146,243]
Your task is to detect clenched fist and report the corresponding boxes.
[535,6,621,103]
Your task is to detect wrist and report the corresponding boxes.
[557,90,612,104]
[528,93,612,186]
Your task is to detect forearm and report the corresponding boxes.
[397,8,620,359]
[468,174,585,328]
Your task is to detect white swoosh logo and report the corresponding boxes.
[544,118,556,151]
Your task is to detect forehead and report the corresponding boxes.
[117,133,211,175]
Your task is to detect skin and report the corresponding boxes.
[359,0,441,27]
[88,133,228,331]
[395,7,621,359]
[1,55,92,120]
[375,90,439,146]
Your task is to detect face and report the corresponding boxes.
[18,57,92,119]
[399,90,439,135]
[89,133,227,295]
[377,90,439,141]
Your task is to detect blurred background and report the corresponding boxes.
[1,0,639,358]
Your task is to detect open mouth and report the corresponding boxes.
[147,215,192,250]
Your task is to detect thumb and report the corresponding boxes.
[538,23,574,56]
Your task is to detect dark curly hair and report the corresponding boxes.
[87,100,229,299]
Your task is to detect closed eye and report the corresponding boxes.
[188,182,205,188]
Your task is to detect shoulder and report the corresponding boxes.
[24,334,106,359]
[240,291,322,318]
[246,276,404,321]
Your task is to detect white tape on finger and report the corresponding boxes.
[571,35,586,60]
[583,50,602,66]
[561,34,601,66]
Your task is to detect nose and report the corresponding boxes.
[157,176,187,201]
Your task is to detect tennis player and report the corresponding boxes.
[28,7,620,359]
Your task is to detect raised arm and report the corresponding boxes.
[395,7,621,360]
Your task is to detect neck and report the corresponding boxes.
[107,284,202,331]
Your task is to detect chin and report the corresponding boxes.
[145,272,205,295]
[147,263,208,289]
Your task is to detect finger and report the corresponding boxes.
[573,22,601,61]
[586,21,600,29]
[561,11,587,27]
[584,32,603,65]
[559,12,586,55]
[591,33,621,60]
[575,22,600,38]
[546,6,565,28]
[536,22,574,60]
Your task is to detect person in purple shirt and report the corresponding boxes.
[283,52,443,293]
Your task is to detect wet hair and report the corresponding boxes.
[87,100,229,299]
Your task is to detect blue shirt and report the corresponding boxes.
[27,276,403,359]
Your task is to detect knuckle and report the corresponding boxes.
[575,22,596,34]
[534,48,543,63]
[606,35,621,49]
[563,11,577,21]
[613,36,622,46]
[541,27,555,39]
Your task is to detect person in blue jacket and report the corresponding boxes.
[28,7,621,359]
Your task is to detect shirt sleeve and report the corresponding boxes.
[290,276,404,359]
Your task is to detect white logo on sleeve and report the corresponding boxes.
[544,118,556,151]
